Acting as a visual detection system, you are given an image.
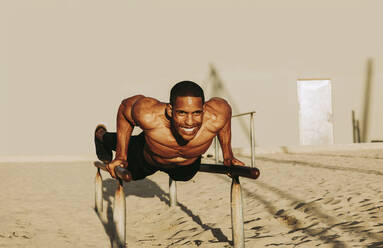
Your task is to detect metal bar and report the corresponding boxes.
[210,111,256,166]
[169,178,177,207]
[232,111,256,118]
[215,136,219,164]
[352,110,356,143]
[231,176,244,248]
[95,161,259,180]
[199,163,260,180]
[250,113,255,167]
[95,168,103,213]
[231,110,256,168]
[113,179,126,248]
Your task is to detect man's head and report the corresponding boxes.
[169,81,205,106]
[167,81,205,142]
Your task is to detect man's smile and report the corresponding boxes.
[181,127,196,133]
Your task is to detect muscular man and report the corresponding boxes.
[94,81,244,181]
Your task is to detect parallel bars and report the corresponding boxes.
[93,161,260,248]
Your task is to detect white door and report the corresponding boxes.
[297,79,334,145]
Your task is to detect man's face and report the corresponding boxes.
[169,96,204,141]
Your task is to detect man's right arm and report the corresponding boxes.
[107,95,145,180]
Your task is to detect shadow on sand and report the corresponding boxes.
[93,177,231,247]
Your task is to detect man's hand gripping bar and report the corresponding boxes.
[94,161,133,182]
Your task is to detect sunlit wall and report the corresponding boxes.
[1,0,382,155]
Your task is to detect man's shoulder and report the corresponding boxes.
[132,97,165,128]
[203,97,231,130]
[205,97,231,114]
[134,96,162,109]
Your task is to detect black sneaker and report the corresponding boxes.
[94,124,112,163]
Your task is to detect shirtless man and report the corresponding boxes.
[94,81,244,181]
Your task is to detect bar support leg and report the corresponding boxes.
[215,136,219,164]
[231,176,245,248]
[95,168,103,213]
[250,113,255,167]
[169,177,177,207]
[113,179,126,248]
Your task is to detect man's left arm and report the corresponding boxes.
[217,103,245,166]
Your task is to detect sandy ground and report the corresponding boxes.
[0,149,383,247]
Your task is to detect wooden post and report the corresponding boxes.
[113,179,126,248]
[231,176,244,248]
[356,120,361,143]
[169,177,177,207]
[361,58,373,143]
[95,168,103,213]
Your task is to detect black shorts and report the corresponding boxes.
[103,132,201,181]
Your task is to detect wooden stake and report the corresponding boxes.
[112,179,126,248]
[352,110,356,143]
[95,168,103,213]
[169,177,177,207]
[231,176,244,248]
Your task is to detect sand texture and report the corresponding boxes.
[0,149,383,247]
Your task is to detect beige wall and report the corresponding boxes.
[1,0,382,155]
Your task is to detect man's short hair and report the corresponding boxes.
[170,81,205,106]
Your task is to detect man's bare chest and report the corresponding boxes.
[144,127,215,158]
